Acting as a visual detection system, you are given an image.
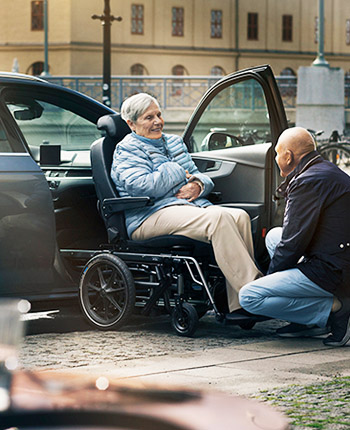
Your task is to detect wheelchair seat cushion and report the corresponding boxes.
[125,235,214,256]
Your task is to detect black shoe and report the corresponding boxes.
[276,323,330,338]
[323,298,350,347]
[225,308,255,321]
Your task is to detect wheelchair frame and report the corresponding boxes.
[61,246,227,336]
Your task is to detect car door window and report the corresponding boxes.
[189,78,271,153]
[0,118,12,152]
[3,90,102,158]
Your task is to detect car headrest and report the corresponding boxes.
[97,114,131,141]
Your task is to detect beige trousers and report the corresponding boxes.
[132,205,262,312]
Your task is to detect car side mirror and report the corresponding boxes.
[208,133,242,151]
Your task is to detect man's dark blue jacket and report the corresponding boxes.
[268,150,350,298]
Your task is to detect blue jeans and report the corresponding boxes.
[239,227,333,327]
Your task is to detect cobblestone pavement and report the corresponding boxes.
[20,310,283,370]
[19,308,350,430]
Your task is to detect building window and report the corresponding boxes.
[131,63,146,75]
[131,4,144,35]
[27,61,44,76]
[171,65,186,96]
[247,13,258,40]
[282,15,293,42]
[346,19,350,45]
[211,10,222,39]
[314,16,319,44]
[172,7,184,37]
[31,1,44,31]
[210,66,225,76]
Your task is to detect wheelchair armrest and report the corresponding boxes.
[102,197,154,217]
[208,191,222,203]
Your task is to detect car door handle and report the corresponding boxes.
[204,161,222,172]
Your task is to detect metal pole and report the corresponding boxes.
[41,0,50,76]
[313,0,329,67]
[92,0,122,107]
[102,0,111,106]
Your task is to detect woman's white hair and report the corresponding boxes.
[120,93,160,122]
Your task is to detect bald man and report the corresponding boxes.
[239,127,350,347]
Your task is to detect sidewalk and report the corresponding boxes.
[40,336,350,397]
[24,313,350,397]
[21,312,350,428]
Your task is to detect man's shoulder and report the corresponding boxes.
[294,159,350,191]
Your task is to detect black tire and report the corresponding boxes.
[319,145,350,170]
[239,320,256,330]
[171,303,198,337]
[195,304,209,319]
[79,253,135,330]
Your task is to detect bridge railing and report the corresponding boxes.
[45,74,350,110]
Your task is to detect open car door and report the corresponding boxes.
[183,65,288,266]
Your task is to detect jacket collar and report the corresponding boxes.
[132,131,165,148]
[276,150,322,198]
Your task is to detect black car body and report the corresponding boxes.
[0,65,287,306]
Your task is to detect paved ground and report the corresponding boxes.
[19,307,350,429]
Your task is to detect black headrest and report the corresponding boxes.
[97,114,131,141]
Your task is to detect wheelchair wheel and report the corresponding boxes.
[171,303,198,337]
[79,253,135,330]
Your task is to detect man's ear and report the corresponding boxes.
[286,149,294,165]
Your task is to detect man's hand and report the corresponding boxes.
[175,181,201,202]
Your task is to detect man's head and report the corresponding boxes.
[275,127,316,177]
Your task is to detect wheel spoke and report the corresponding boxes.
[90,295,103,310]
[105,294,123,312]
[87,281,100,292]
[97,267,107,287]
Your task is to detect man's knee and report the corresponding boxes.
[239,282,263,313]
[265,227,282,258]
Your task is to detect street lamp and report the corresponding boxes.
[92,0,122,107]
[41,0,50,76]
[312,0,329,67]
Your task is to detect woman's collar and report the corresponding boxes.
[132,131,165,146]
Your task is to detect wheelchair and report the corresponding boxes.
[77,114,264,336]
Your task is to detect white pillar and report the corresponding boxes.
[296,66,345,138]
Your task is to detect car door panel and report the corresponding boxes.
[184,65,287,263]
[0,154,57,296]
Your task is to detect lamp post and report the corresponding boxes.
[312,0,329,67]
[41,0,50,76]
[92,0,122,107]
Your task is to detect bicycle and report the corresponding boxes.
[317,130,350,172]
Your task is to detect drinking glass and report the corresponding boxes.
[0,299,30,411]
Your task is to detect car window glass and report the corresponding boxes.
[189,78,271,153]
[0,118,12,152]
[5,96,101,152]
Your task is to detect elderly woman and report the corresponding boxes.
[111,93,261,315]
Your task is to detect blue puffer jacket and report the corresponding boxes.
[111,131,214,237]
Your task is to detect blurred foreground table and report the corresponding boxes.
[1,371,289,430]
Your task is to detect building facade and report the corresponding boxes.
[0,0,349,77]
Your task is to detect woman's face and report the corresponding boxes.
[128,102,164,139]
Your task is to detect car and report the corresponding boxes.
[0,65,287,313]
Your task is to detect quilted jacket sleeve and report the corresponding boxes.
[185,158,214,197]
[167,136,214,196]
[111,142,187,199]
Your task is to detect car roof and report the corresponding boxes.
[0,71,47,83]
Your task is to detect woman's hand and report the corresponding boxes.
[175,181,201,202]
